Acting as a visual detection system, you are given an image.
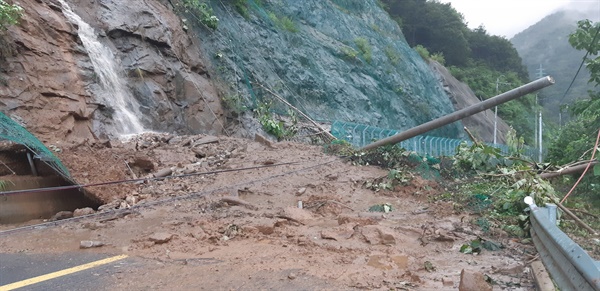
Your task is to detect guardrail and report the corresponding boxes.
[529,203,600,290]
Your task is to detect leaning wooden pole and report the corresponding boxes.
[360,76,555,151]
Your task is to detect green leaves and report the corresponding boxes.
[594,164,600,177]
[0,0,23,32]
[460,238,503,254]
[178,0,219,29]
[368,203,393,213]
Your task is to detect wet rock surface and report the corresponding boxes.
[0,0,224,144]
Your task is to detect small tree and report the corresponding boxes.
[0,0,23,32]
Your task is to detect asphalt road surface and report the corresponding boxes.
[0,252,132,290]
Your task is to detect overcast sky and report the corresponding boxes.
[440,0,600,39]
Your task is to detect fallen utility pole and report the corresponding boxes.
[360,76,555,151]
[540,160,599,179]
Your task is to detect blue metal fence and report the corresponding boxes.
[331,121,541,160]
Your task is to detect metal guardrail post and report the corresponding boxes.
[529,204,600,290]
[545,203,557,225]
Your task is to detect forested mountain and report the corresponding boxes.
[381,0,536,143]
[511,9,600,124]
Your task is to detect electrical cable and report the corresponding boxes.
[559,23,600,103]
[560,128,600,203]
[0,158,339,236]
[0,161,298,196]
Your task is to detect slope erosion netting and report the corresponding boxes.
[0,112,71,179]
[194,0,462,138]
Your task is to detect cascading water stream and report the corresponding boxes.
[57,0,145,134]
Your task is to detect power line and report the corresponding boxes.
[0,161,298,196]
[560,23,600,102]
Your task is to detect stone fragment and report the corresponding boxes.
[149,232,174,244]
[125,195,137,206]
[80,240,104,249]
[442,277,454,287]
[255,225,274,235]
[360,225,396,245]
[281,207,313,222]
[459,269,492,291]
[50,211,73,221]
[337,214,378,226]
[320,230,339,241]
[254,133,276,148]
[73,207,95,217]
[296,187,307,196]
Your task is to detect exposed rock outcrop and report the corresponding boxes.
[0,0,224,144]
[430,61,509,144]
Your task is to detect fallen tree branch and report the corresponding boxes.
[251,81,336,142]
[556,202,598,236]
[566,208,599,219]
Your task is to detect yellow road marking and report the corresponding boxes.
[0,254,128,291]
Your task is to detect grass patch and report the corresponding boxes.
[267,11,298,33]
[384,45,401,65]
[354,37,372,63]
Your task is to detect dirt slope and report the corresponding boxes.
[0,133,535,290]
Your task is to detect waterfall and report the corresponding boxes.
[57,0,145,134]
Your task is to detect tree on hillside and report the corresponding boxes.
[548,19,600,165]
[469,26,529,79]
[383,0,470,66]
[381,0,534,141]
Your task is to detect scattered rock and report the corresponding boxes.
[255,225,275,235]
[125,195,138,206]
[360,225,396,245]
[295,187,307,196]
[80,240,104,249]
[320,230,339,241]
[73,207,95,217]
[442,277,454,287]
[288,273,297,280]
[193,136,220,146]
[280,207,313,224]
[50,211,73,221]
[367,255,393,270]
[255,133,276,148]
[220,197,258,210]
[153,168,173,178]
[391,255,409,269]
[337,214,378,226]
[459,269,492,291]
[149,232,174,244]
[98,200,121,211]
[130,155,155,171]
[325,173,338,181]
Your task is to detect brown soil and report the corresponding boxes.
[0,133,536,290]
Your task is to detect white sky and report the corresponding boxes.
[440,0,600,38]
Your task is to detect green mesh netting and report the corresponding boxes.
[330,120,541,160]
[0,112,71,179]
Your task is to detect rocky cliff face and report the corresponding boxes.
[0,0,224,144]
[430,62,509,144]
[193,0,463,138]
[1,0,476,146]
